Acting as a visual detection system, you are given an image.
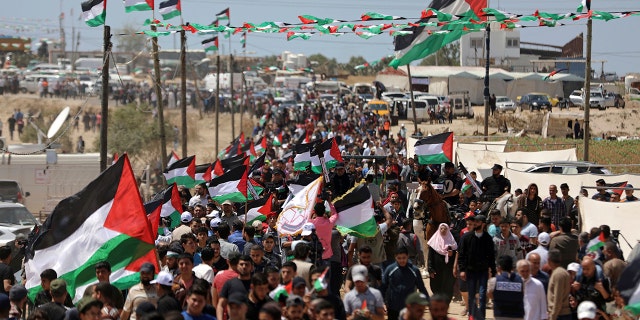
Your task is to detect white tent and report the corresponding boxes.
[579,196,640,248]
[504,168,640,195]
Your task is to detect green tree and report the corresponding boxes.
[308,54,338,76]
[419,41,460,66]
[115,23,147,53]
[93,105,167,161]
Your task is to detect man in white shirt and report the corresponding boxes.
[526,232,550,267]
[516,259,548,320]
[189,184,209,208]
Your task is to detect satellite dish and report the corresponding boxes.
[47,106,70,139]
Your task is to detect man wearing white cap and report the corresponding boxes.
[152,271,181,313]
[220,200,241,228]
[527,232,550,267]
[343,265,386,320]
[172,212,194,241]
[577,301,598,320]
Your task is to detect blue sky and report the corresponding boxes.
[2,0,639,75]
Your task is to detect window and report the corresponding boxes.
[506,38,519,47]
[470,38,483,48]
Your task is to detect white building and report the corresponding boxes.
[459,22,522,69]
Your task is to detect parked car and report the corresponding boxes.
[603,92,616,108]
[495,96,516,112]
[569,90,584,106]
[525,161,611,175]
[0,202,40,237]
[449,91,474,118]
[519,93,552,111]
[0,180,29,205]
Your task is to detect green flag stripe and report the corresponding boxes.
[28,234,154,301]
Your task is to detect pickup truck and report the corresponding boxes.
[572,90,608,110]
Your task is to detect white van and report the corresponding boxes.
[19,75,61,94]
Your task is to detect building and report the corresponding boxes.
[459,23,586,77]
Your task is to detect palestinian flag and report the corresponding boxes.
[145,183,182,228]
[249,152,266,176]
[313,268,329,292]
[248,178,265,200]
[238,194,273,225]
[311,138,343,174]
[242,142,257,160]
[287,173,321,195]
[294,140,319,171]
[163,155,196,187]
[81,0,106,27]
[389,0,486,68]
[216,7,230,24]
[276,176,323,235]
[25,155,157,302]
[618,254,640,316]
[269,281,292,301]
[167,150,180,167]
[587,232,606,254]
[607,181,628,196]
[124,0,153,12]
[254,136,267,154]
[159,0,181,20]
[202,37,218,52]
[577,0,591,12]
[461,177,472,193]
[273,132,283,146]
[414,132,454,165]
[194,163,213,185]
[207,165,248,203]
[212,155,247,178]
[333,183,377,238]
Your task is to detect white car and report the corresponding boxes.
[0,203,40,237]
[525,161,611,175]
[495,96,516,112]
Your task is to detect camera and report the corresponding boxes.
[17,240,27,246]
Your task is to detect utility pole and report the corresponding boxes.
[99,26,111,172]
[215,55,221,159]
[406,65,418,134]
[180,29,188,157]
[152,25,168,170]
[483,24,491,141]
[584,16,593,161]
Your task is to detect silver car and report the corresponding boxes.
[495,96,516,112]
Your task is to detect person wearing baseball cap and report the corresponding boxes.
[171,212,194,242]
[343,264,385,319]
[152,271,181,313]
[227,292,248,320]
[577,301,598,320]
[399,292,430,320]
[480,163,511,203]
[121,263,158,320]
[38,279,68,320]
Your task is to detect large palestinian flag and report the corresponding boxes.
[194,163,213,185]
[25,155,157,302]
[207,165,248,203]
[145,183,183,229]
[389,0,487,68]
[124,0,153,12]
[311,138,343,174]
[163,155,196,187]
[333,183,378,238]
[414,132,454,164]
[158,0,181,20]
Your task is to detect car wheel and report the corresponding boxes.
[20,88,27,94]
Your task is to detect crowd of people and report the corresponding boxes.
[2,88,638,320]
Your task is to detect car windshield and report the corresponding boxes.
[0,206,37,226]
[367,102,387,111]
[531,95,548,101]
[497,97,510,102]
[590,92,603,97]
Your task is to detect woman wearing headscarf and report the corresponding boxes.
[428,223,458,302]
[516,183,542,226]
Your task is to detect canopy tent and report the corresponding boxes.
[505,168,640,195]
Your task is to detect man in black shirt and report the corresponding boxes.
[439,162,463,206]
[0,246,13,295]
[153,271,181,313]
[38,279,69,320]
[246,273,272,320]
[216,255,254,320]
[480,164,511,203]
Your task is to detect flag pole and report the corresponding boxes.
[99,25,111,172]
[215,54,221,160]
[406,65,419,134]
[230,53,235,139]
